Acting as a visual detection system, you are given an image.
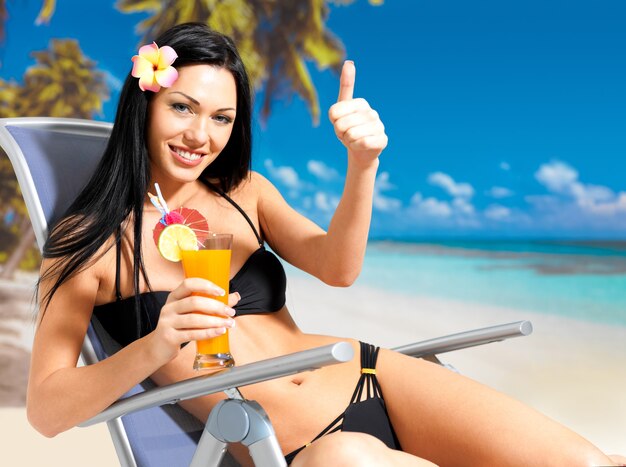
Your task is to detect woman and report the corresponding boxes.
[27,22,622,466]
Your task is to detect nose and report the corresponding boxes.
[182,117,210,147]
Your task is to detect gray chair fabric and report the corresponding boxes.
[5,125,107,229]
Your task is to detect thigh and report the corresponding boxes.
[291,431,437,467]
[376,349,612,466]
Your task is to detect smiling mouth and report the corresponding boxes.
[170,145,206,162]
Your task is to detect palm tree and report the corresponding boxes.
[35,0,56,25]
[0,39,109,278]
[16,39,108,118]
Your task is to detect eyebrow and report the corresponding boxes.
[169,91,236,112]
[169,91,200,105]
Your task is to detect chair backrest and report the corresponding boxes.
[0,117,207,467]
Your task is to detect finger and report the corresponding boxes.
[337,60,355,102]
[184,327,228,343]
[176,313,235,331]
[328,98,370,124]
[333,108,380,138]
[168,277,225,303]
[346,133,388,152]
[172,295,236,317]
[228,291,241,308]
[340,120,385,145]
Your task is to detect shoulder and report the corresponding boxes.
[235,170,275,191]
[230,171,282,204]
[41,216,119,304]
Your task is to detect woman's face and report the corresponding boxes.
[146,64,237,184]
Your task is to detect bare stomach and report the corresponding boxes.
[151,307,363,456]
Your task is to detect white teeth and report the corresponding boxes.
[173,147,203,161]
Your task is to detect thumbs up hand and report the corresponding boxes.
[328,61,388,167]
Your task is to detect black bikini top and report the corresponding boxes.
[92,189,287,348]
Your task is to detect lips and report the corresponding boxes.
[169,145,206,167]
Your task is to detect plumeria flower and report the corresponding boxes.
[131,42,178,92]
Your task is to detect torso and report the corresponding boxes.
[90,174,362,457]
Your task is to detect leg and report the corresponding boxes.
[376,349,617,467]
[291,431,437,467]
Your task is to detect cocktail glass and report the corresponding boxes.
[181,233,235,370]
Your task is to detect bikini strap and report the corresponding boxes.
[202,181,263,247]
[351,342,383,403]
[114,228,123,301]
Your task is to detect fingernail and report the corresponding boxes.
[227,319,236,328]
[215,287,225,296]
[225,306,236,316]
[217,327,226,335]
[235,292,241,301]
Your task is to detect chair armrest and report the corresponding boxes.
[392,320,533,358]
[79,341,353,427]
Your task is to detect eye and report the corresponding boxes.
[171,103,191,114]
[214,115,234,125]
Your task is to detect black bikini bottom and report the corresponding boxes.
[284,341,402,464]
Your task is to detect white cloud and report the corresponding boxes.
[586,192,626,215]
[410,193,423,206]
[375,172,395,191]
[373,172,402,212]
[420,198,453,217]
[307,160,340,181]
[571,183,613,204]
[484,204,511,220]
[314,192,331,211]
[535,161,578,194]
[500,161,511,171]
[452,197,475,215]
[534,160,626,216]
[410,193,452,217]
[428,172,474,198]
[373,195,402,212]
[409,187,477,220]
[313,191,340,212]
[264,159,301,190]
[486,186,514,199]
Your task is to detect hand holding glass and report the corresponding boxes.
[181,233,235,370]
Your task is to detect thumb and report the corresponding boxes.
[337,60,355,102]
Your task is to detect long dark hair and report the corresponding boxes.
[39,23,253,328]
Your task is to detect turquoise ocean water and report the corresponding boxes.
[298,240,626,327]
[358,240,626,327]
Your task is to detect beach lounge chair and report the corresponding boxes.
[0,116,533,467]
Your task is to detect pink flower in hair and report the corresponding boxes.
[131,42,178,92]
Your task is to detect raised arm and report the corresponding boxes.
[259,61,387,286]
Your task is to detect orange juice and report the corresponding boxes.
[181,244,234,369]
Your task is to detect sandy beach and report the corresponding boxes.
[1,272,625,465]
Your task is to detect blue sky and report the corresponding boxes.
[2,0,626,239]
